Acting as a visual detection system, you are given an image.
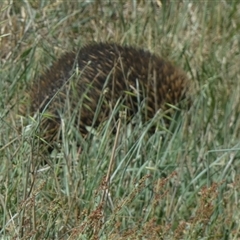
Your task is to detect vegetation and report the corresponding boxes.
[0,0,240,239]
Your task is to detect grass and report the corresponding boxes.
[1,0,240,239]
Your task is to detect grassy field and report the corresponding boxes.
[0,0,240,239]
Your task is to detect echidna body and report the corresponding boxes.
[29,43,189,140]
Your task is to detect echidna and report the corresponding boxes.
[28,42,189,141]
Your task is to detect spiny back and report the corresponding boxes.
[29,42,189,140]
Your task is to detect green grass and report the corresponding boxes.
[1,0,240,239]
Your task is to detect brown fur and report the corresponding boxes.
[29,42,189,141]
